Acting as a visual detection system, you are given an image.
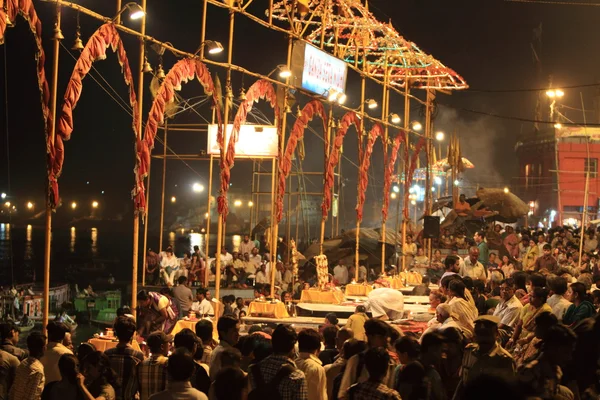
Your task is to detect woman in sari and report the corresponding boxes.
[507,287,552,360]
[136,290,179,336]
[447,279,479,339]
[563,282,596,326]
[500,255,515,278]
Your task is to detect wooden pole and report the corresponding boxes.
[424,87,434,262]
[115,0,122,23]
[380,58,389,275]
[355,49,367,280]
[320,106,334,253]
[205,155,214,286]
[401,83,410,272]
[131,0,147,311]
[158,122,168,252]
[269,158,277,298]
[43,2,62,333]
[250,161,255,234]
[141,152,152,287]
[579,170,589,268]
[199,0,208,61]
[215,9,235,304]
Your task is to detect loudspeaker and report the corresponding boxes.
[423,216,440,239]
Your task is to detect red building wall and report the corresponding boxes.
[557,139,600,221]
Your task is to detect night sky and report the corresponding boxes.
[1,0,599,230]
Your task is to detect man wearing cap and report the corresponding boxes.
[138,331,171,400]
[452,315,515,400]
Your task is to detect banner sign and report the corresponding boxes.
[291,40,348,97]
[207,124,278,158]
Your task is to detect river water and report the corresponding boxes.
[0,221,200,347]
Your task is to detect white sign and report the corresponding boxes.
[207,124,279,158]
[291,41,348,97]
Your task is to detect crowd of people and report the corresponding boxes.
[3,222,599,399]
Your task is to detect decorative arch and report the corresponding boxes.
[51,23,137,207]
[138,57,221,212]
[356,123,384,223]
[404,136,427,218]
[219,79,279,218]
[321,111,362,219]
[276,100,327,223]
[381,130,406,223]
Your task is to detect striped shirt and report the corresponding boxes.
[9,357,44,400]
[248,355,307,400]
[104,344,144,400]
[137,355,168,400]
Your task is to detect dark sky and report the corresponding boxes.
[1,0,600,229]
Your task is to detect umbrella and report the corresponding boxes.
[433,157,475,172]
[475,188,529,220]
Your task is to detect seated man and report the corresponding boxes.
[365,287,405,321]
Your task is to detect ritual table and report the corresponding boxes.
[382,276,404,289]
[300,289,345,304]
[344,284,373,297]
[247,301,290,319]
[89,338,142,352]
[170,319,200,336]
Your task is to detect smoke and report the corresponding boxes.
[434,107,515,196]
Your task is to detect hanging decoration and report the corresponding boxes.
[219,79,279,218]
[52,23,135,208]
[382,130,406,222]
[139,57,221,213]
[356,123,383,223]
[315,253,329,290]
[290,238,299,279]
[404,137,427,218]
[321,111,361,219]
[276,99,327,223]
[270,0,468,90]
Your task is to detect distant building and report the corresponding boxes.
[515,127,600,227]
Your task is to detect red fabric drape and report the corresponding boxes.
[276,100,327,223]
[403,137,426,218]
[0,0,51,201]
[139,58,221,213]
[381,131,406,222]
[356,124,383,223]
[218,79,279,218]
[321,111,361,219]
[51,23,136,207]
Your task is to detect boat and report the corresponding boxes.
[15,319,35,332]
[74,290,121,327]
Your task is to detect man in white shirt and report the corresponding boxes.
[333,263,349,285]
[460,247,486,281]
[441,255,461,281]
[40,321,73,384]
[492,277,523,344]
[239,235,255,256]
[255,263,269,284]
[219,247,233,267]
[160,247,180,286]
[190,289,214,317]
[546,276,572,322]
[248,248,262,270]
[295,329,327,400]
[537,234,548,255]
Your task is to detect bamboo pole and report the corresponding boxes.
[355,49,367,281]
[141,152,152,287]
[200,0,208,61]
[424,87,434,261]
[205,155,214,286]
[249,161,255,234]
[115,0,122,24]
[269,158,277,298]
[158,122,168,252]
[43,2,62,333]
[131,0,147,311]
[270,34,293,298]
[214,9,235,305]
[286,175,292,261]
[380,58,389,275]
[579,170,589,268]
[401,83,410,272]
[320,106,334,253]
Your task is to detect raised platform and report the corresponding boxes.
[242,315,348,330]
[296,302,432,319]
